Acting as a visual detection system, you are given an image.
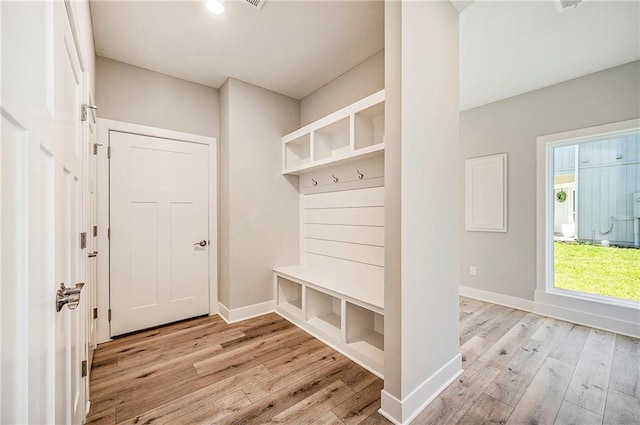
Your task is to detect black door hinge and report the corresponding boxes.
[93,308,98,319]
[81,360,87,378]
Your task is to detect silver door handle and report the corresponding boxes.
[56,282,84,312]
[194,240,208,247]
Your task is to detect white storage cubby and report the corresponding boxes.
[314,117,350,161]
[305,287,342,341]
[281,89,385,175]
[346,302,384,369]
[275,276,302,319]
[283,133,311,171]
[354,102,385,150]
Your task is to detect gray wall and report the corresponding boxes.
[219,78,300,310]
[96,57,219,137]
[460,60,640,301]
[300,50,384,126]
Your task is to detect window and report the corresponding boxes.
[538,120,640,308]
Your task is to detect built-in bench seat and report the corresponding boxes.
[273,264,384,377]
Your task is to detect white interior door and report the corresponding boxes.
[1,1,88,424]
[110,131,210,336]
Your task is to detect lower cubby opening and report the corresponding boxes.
[305,287,342,340]
[276,276,302,318]
[346,302,384,366]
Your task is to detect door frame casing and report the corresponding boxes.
[96,119,218,343]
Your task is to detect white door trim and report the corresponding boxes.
[96,119,218,343]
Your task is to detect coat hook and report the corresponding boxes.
[312,179,318,186]
[357,170,364,180]
[332,174,338,183]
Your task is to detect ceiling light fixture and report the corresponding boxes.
[205,0,225,15]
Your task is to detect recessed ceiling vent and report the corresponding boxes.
[244,0,266,10]
[558,0,583,11]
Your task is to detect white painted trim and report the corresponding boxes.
[534,118,640,342]
[217,301,274,324]
[96,119,218,344]
[378,354,463,425]
[465,153,508,232]
[460,286,640,339]
[460,286,534,312]
[217,303,231,324]
[533,290,640,339]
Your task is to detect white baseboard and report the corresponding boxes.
[217,300,274,324]
[533,291,640,339]
[460,285,534,312]
[378,353,463,425]
[460,286,639,339]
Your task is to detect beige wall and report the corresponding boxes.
[460,60,640,301]
[300,50,384,126]
[96,57,219,137]
[219,78,300,310]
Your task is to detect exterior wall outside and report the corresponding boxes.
[460,60,640,301]
[575,134,639,245]
[96,56,220,138]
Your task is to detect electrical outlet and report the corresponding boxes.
[469,266,477,276]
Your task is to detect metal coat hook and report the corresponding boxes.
[312,179,318,186]
[357,170,364,180]
[332,174,339,183]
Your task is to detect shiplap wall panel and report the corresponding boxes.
[304,238,384,267]
[304,224,384,246]
[304,187,384,209]
[302,184,385,273]
[305,207,384,227]
[303,253,383,282]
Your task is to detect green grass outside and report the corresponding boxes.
[554,241,640,302]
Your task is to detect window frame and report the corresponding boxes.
[535,118,640,334]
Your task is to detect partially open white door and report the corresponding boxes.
[109,132,210,336]
[1,1,88,423]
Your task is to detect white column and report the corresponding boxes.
[381,2,461,423]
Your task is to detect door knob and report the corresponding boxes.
[194,240,208,247]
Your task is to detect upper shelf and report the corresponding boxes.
[282,90,385,175]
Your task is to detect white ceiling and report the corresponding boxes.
[91,0,640,108]
[90,0,384,100]
[460,0,640,111]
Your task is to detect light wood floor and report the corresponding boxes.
[87,298,639,425]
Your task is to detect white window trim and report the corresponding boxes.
[535,118,640,338]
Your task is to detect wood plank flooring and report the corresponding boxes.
[87,298,639,425]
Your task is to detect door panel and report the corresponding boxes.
[1,1,88,423]
[110,131,209,336]
[1,113,30,425]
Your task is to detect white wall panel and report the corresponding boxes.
[305,238,384,267]
[305,207,384,227]
[305,223,384,246]
[305,186,384,209]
